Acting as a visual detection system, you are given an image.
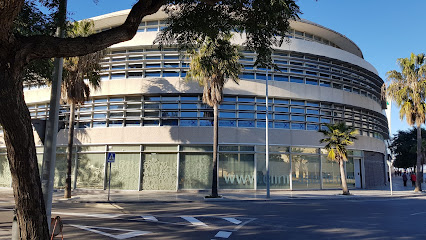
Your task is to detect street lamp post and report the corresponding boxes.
[266,67,270,198]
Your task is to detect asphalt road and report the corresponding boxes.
[1,196,426,239]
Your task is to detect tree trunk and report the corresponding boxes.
[0,69,49,239]
[415,125,422,192]
[64,102,75,198]
[339,156,350,195]
[211,103,219,197]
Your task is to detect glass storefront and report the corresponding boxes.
[179,153,212,189]
[219,153,255,189]
[292,155,321,189]
[0,144,365,191]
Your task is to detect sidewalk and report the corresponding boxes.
[0,175,424,204]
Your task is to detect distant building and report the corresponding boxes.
[0,10,389,191]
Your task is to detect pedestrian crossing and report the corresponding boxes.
[55,211,254,232]
[122,214,254,231]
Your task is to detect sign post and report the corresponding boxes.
[107,152,116,201]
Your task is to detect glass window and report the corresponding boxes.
[275,99,289,105]
[144,111,159,117]
[291,123,305,130]
[145,71,161,77]
[220,112,236,118]
[307,124,319,131]
[125,120,141,126]
[322,156,341,189]
[143,120,159,126]
[307,116,319,122]
[128,72,143,78]
[220,104,236,110]
[274,74,288,82]
[306,78,318,85]
[291,107,304,113]
[290,76,304,83]
[238,120,255,128]
[274,122,290,129]
[239,104,255,110]
[180,119,198,126]
[257,153,290,189]
[142,153,177,190]
[240,73,255,79]
[239,112,255,118]
[219,153,255,189]
[200,120,213,126]
[291,115,305,121]
[219,120,237,127]
[257,121,273,128]
[75,153,105,189]
[162,111,178,117]
[275,114,289,120]
[163,71,180,77]
[181,112,197,117]
[162,104,178,109]
[292,155,320,189]
[238,97,255,102]
[181,103,198,109]
[179,153,212,189]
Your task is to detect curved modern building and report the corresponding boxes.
[0,10,389,191]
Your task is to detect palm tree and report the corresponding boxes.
[62,20,104,198]
[318,122,358,195]
[385,53,426,192]
[186,34,242,197]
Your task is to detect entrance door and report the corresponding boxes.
[354,158,362,188]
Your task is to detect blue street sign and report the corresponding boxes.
[107,152,116,163]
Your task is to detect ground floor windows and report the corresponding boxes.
[0,145,368,190]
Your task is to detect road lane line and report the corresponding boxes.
[215,231,232,238]
[180,216,208,227]
[53,212,123,219]
[233,218,256,231]
[142,215,158,221]
[222,217,242,225]
[411,212,426,216]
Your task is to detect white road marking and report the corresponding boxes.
[142,215,158,221]
[180,216,208,227]
[215,231,232,238]
[411,212,426,216]
[53,212,122,219]
[70,224,151,239]
[222,217,242,225]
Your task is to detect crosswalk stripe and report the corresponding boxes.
[142,215,158,222]
[222,217,242,225]
[215,231,232,238]
[180,216,208,227]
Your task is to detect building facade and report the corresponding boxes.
[0,10,389,191]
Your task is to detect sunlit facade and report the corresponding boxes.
[0,10,389,191]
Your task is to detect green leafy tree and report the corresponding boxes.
[62,20,104,199]
[385,53,426,192]
[0,1,300,238]
[319,122,358,195]
[390,128,426,169]
[186,35,242,197]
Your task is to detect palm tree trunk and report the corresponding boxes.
[415,125,422,192]
[339,156,350,195]
[64,102,76,198]
[211,103,219,197]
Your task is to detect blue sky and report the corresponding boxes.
[68,0,426,137]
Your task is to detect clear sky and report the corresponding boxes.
[67,0,426,137]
